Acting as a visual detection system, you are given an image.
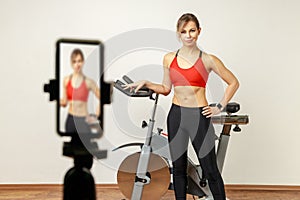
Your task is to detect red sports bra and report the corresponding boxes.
[66,76,89,102]
[169,50,208,88]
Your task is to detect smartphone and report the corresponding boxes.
[56,39,103,137]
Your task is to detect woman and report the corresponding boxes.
[60,48,100,135]
[124,13,239,200]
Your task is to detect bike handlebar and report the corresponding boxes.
[114,75,154,97]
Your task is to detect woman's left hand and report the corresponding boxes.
[85,114,98,124]
[202,106,221,118]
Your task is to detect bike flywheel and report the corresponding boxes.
[117,152,170,200]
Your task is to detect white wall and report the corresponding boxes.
[0,0,300,185]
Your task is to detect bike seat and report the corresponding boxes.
[210,102,240,114]
[225,102,240,114]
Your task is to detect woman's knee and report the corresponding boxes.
[204,168,222,182]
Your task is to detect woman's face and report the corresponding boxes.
[178,21,201,47]
[71,54,84,73]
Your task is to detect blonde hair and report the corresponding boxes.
[177,13,200,31]
[70,49,84,61]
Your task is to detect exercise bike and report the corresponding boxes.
[114,75,249,200]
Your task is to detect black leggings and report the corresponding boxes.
[65,114,92,144]
[167,104,226,200]
[65,114,91,134]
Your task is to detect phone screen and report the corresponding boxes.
[56,39,103,137]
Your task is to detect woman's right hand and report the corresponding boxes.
[122,80,148,93]
[60,99,67,107]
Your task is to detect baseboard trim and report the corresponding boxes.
[0,184,63,189]
[0,184,118,190]
[1,184,300,191]
[225,184,300,191]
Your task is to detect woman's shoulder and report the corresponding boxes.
[204,52,220,61]
[164,51,177,59]
[63,75,71,84]
[163,51,177,68]
[201,50,221,62]
[84,77,97,87]
[201,52,224,72]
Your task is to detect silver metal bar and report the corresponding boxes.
[131,145,151,200]
[216,125,232,173]
[145,94,159,146]
[131,94,159,200]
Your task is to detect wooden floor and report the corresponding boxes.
[0,185,300,200]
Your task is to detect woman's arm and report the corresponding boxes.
[124,53,173,96]
[210,54,239,107]
[60,77,68,107]
[202,54,239,117]
[86,78,101,116]
[87,79,100,99]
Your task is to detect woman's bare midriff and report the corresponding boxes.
[172,86,208,107]
[68,101,89,116]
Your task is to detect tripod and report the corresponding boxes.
[44,78,108,200]
[63,134,107,200]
